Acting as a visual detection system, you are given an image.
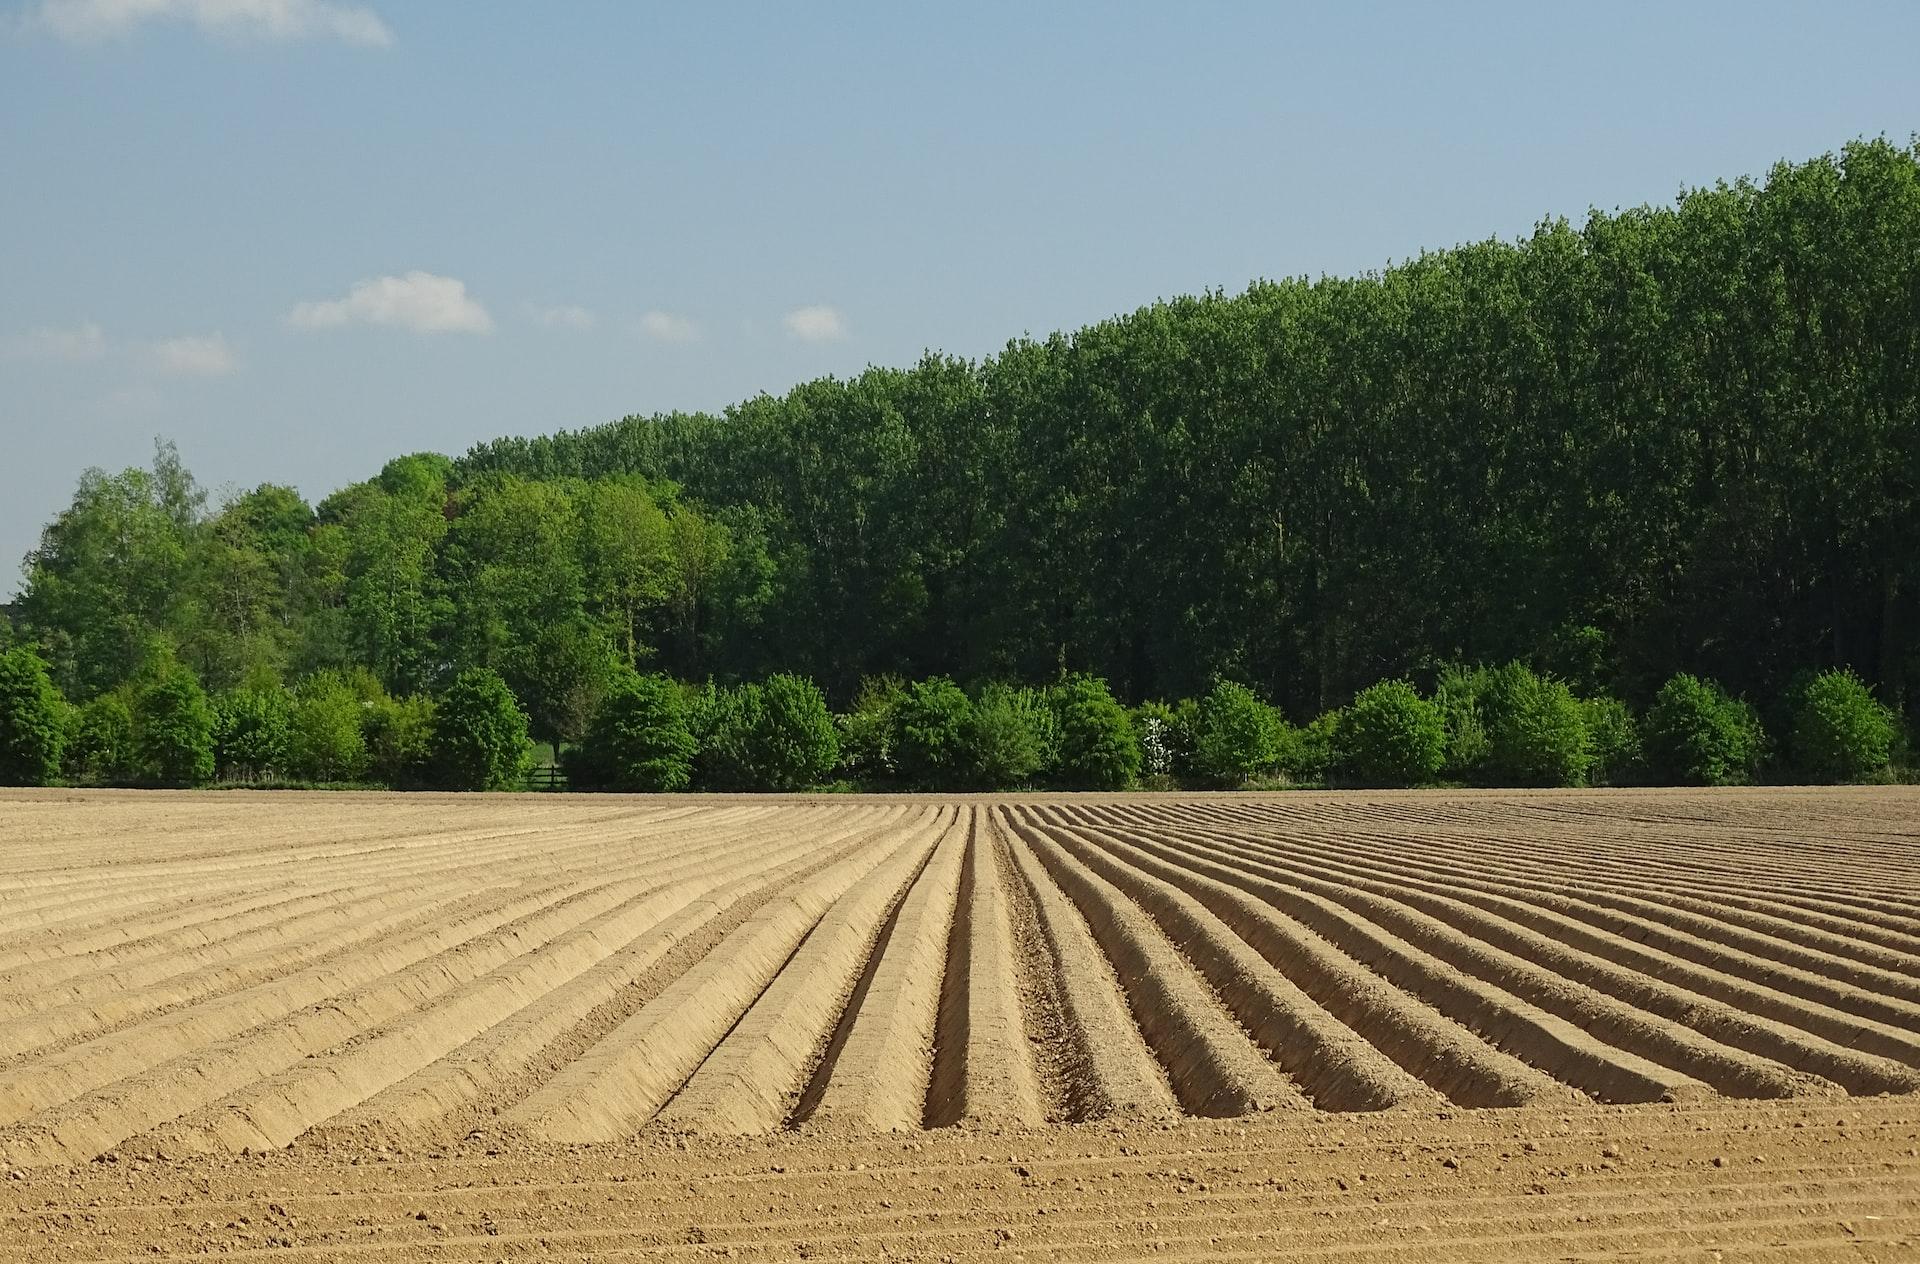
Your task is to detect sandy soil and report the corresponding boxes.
[1,785,1916,1260]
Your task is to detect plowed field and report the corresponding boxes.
[2,787,1917,1261]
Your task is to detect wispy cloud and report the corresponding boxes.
[529,303,595,331]
[288,271,493,334]
[26,0,393,46]
[782,304,846,342]
[0,321,107,362]
[637,310,698,343]
[146,332,237,376]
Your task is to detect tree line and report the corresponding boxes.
[2,138,1916,787]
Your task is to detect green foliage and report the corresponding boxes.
[1478,663,1592,787]
[430,667,534,790]
[749,673,840,790]
[1050,674,1140,790]
[1188,680,1280,786]
[1789,669,1898,782]
[963,683,1052,789]
[894,677,973,789]
[1132,700,1180,780]
[1335,680,1445,787]
[134,664,216,785]
[212,685,292,779]
[1434,665,1492,780]
[506,617,619,748]
[1580,697,1643,786]
[688,681,763,791]
[1275,711,1340,782]
[835,675,908,782]
[363,693,436,788]
[1644,674,1765,787]
[0,647,66,785]
[570,671,697,792]
[65,692,136,783]
[285,672,370,782]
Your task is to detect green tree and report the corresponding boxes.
[1336,680,1445,786]
[0,647,66,786]
[570,671,697,792]
[746,673,839,790]
[835,675,907,782]
[1051,673,1140,790]
[1789,669,1897,782]
[1479,663,1592,787]
[894,677,973,789]
[285,672,370,782]
[363,693,436,788]
[1581,697,1643,786]
[1188,680,1280,786]
[64,692,136,783]
[964,683,1050,789]
[212,685,293,780]
[430,667,534,790]
[1644,674,1764,786]
[134,664,216,785]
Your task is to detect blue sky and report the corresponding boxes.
[3,1,1918,596]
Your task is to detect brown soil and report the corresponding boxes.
[1,785,1917,1260]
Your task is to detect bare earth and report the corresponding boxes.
[1,786,1916,1261]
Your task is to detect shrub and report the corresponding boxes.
[363,693,436,787]
[1188,680,1280,786]
[1433,664,1492,780]
[1581,697,1643,786]
[894,677,973,789]
[1051,674,1140,790]
[749,673,839,790]
[65,692,136,783]
[1479,663,1591,787]
[1643,673,1764,786]
[212,685,292,780]
[431,667,534,790]
[1276,711,1340,782]
[965,683,1052,789]
[1335,680,1445,786]
[285,672,370,782]
[134,665,216,785]
[835,675,907,781]
[689,681,763,790]
[0,646,66,786]
[1789,668,1898,782]
[570,671,696,792]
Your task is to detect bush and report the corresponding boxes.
[285,672,370,782]
[1479,663,1591,787]
[1276,711,1340,782]
[1051,674,1140,790]
[894,677,974,789]
[1434,664,1492,780]
[688,681,759,790]
[431,667,534,790]
[964,684,1053,788]
[1188,680,1280,786]
[570,671,696,791]
[835,675,907,781]
[65,692,136,783]
[213,685,292,780]
[134,665,216,785]
[1789,668,1898,782]
[1643,673,1764,786]
[0,646,66,786]
[363,693,436,787]
[1581,697,1643,786]
[1335,680,1445,786]
[749,673,839,790]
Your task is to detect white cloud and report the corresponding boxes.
[29,0,393,46]
[146,332,237,376]
[637,310,698,343]
[530,304,595,331]
[782,304,846,342]
[288,270,493,334]
[1,321,107,362]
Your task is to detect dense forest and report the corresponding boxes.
[1,139,1915,790]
